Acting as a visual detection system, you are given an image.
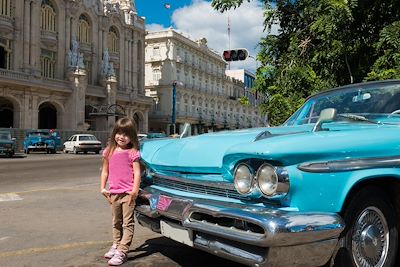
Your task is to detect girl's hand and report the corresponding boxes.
[101,189,112,204]
[127,191,138,206]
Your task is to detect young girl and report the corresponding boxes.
[100,118,141,266]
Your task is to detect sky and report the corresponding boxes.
[135,0,274,73]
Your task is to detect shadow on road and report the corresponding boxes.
[127,237,246,267]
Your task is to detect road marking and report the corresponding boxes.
[0,193,23,202]
[0,237,10,242]
[1,183,99,196]
[0,240,110,258]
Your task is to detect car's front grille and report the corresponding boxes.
[152,175,249,201]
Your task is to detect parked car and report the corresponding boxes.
[135,80,400,267]
[49,129,61,150]
[138,133,148,141]
[0,131,16,157]
[139,132,168,140]
[63,134,102,154]
[24,130,56,154]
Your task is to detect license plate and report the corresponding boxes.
[160,220,193,247]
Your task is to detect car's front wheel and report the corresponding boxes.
[335,187,398,267]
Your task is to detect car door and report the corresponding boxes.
[64,136,74,151]
[70,135,78,151]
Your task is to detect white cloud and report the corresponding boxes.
[146,23,167,32]
[171,0,266,73]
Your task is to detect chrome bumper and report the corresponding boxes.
[135,186,344,267]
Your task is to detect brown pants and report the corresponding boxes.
[110,193,135,254]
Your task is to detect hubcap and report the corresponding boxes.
[352,206,389,267]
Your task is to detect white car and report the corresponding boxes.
[63,134,102,154]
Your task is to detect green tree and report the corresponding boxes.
[212,0,400,125]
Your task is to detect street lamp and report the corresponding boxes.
[171,81,177,134]
[171,80,183,135]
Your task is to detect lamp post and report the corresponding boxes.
[171,80,177,134]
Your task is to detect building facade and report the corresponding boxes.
[225,69,266,107]
[145,28,265,135]
[0,0,152,133]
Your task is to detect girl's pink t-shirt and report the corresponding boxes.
[103,148,140,194]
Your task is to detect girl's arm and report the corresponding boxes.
[100,158,111,204]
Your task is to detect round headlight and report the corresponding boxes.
[256,164,278,196]
[234,163,254,195]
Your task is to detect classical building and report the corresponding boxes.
[225,69,266,107]
[145,28,265,135]
[0,0,152,133]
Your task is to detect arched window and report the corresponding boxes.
[108,27,119,53]
[41,49,55,78]
[0,0,11,17]
[0,38,11,69]
[78,14,91,44]
[41,0,56,32]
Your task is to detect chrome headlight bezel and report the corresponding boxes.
[256,163,278,196]
[233,163,256,196]
[232,160,290,199]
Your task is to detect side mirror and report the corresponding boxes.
[312,108,337,132]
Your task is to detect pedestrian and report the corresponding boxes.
[100,117,141,266]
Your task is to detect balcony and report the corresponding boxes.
[0,69,70,92]
[0,14,13,34]
[40,30,58,47]
[79,42,92,53]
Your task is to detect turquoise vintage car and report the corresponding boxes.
[23,130,57,154]
[136,80,400,267]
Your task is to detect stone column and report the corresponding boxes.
[22,0,31,70]
[30,0,41,76]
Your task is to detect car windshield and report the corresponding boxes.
[28,132,50,137]
[0,132,11,140]
[79,135,97,141]
[284,81,400,126]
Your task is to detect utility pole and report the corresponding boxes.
[227,16,231,70]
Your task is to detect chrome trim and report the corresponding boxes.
[254,130,272,141]
[298,156,400,173]
[255,164,290,198]
[136,186,344,247]
[152,174,249,201]
[154,172,233,190]
[136,186,344,267]
[233,163,260,197]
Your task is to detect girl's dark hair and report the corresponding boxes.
[104,117,139,158]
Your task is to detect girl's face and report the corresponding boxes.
[114,132,131,149]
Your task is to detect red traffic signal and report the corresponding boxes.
[222,48,249,62]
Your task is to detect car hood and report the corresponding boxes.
[141,122,400,172]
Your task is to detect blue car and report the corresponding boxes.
[24,130,56,154]
[136,80,400,267]
[0,131,16,157]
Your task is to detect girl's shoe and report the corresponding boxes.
[104,244,117,259]
[108,250,127,266]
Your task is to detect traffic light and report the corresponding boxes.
[222,48,249,62]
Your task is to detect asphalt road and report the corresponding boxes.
[0,153,245,267]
